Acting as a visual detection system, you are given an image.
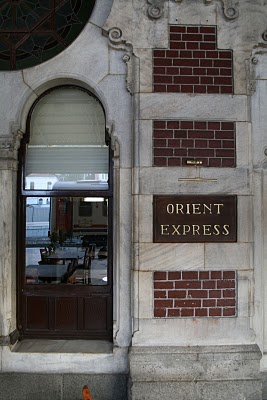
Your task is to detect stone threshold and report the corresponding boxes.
[12,339,113,354]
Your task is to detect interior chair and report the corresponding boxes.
[60,259,78,283]
[83,247,92,269]
[78,246,92,267]
[26,267,39,284]
[39,248,48,264]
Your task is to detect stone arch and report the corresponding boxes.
[18,76,115,143]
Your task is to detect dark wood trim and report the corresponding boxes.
[21,190,113,197]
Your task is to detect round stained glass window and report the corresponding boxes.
[0,0,96,70]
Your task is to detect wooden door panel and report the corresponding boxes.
[26,296,49,330]
[83,297,109,331]
[22,293,112,339]
[54,297,78,331]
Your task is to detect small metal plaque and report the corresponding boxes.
[153,195,237,243]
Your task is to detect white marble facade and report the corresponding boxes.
[0,0,267,390]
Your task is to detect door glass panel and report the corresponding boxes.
[25,196,108,285]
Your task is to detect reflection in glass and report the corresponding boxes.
[25,197,108,286]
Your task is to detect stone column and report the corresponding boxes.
[0,131,23,345]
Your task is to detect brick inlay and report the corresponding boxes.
[153,25,233,94]
[153,120,235,167]
[153,271,237,318]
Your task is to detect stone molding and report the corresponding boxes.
[106,123,120,166]
[249,56,258,95]
[174,0,239,20]
[219,0,239,20]
[107,27,138,94]
[147,0,165,20]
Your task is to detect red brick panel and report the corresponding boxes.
[153,271,237,318]
[153,25,233,94]
[153,120,235,167]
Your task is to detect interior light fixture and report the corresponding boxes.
[83,197,105,202]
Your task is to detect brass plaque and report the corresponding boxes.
[153,195,237,243]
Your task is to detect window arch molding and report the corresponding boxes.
[18,79,115,144]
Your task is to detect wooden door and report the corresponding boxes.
[17,196,113,340]
[17,85,113,340]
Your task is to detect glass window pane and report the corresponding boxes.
[25,197,108,285]
[25,88,108,189]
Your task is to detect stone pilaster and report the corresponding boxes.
[0,130,23,344]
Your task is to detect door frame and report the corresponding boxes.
[16,85,114,340]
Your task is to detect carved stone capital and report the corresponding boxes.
[147,0,166,20]
[0,138,13,151]
[0,130,24,169]
[111,137,120,162]
[108,27,138,95]
[107,125,120,168]
[105,124,119,167]
[0,130,23,152]
[173,0,239,20]
[14,129,24,150]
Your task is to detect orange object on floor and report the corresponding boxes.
[82,385,93,400]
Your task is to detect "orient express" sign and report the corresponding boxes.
[153,195,237,243]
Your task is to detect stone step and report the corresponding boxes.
[0,373,128,400]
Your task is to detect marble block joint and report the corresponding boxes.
[154,270,237,318]
[153,25,233,94]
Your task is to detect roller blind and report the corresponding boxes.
[25,88,108,184]
[26,147,108,175]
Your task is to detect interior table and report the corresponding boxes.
[26,264,68,283]
[45,249,85,263]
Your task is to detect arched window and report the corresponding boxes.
[17,86,113,340]
[25,87,109,187]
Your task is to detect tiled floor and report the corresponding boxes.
[13,339,113,354]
